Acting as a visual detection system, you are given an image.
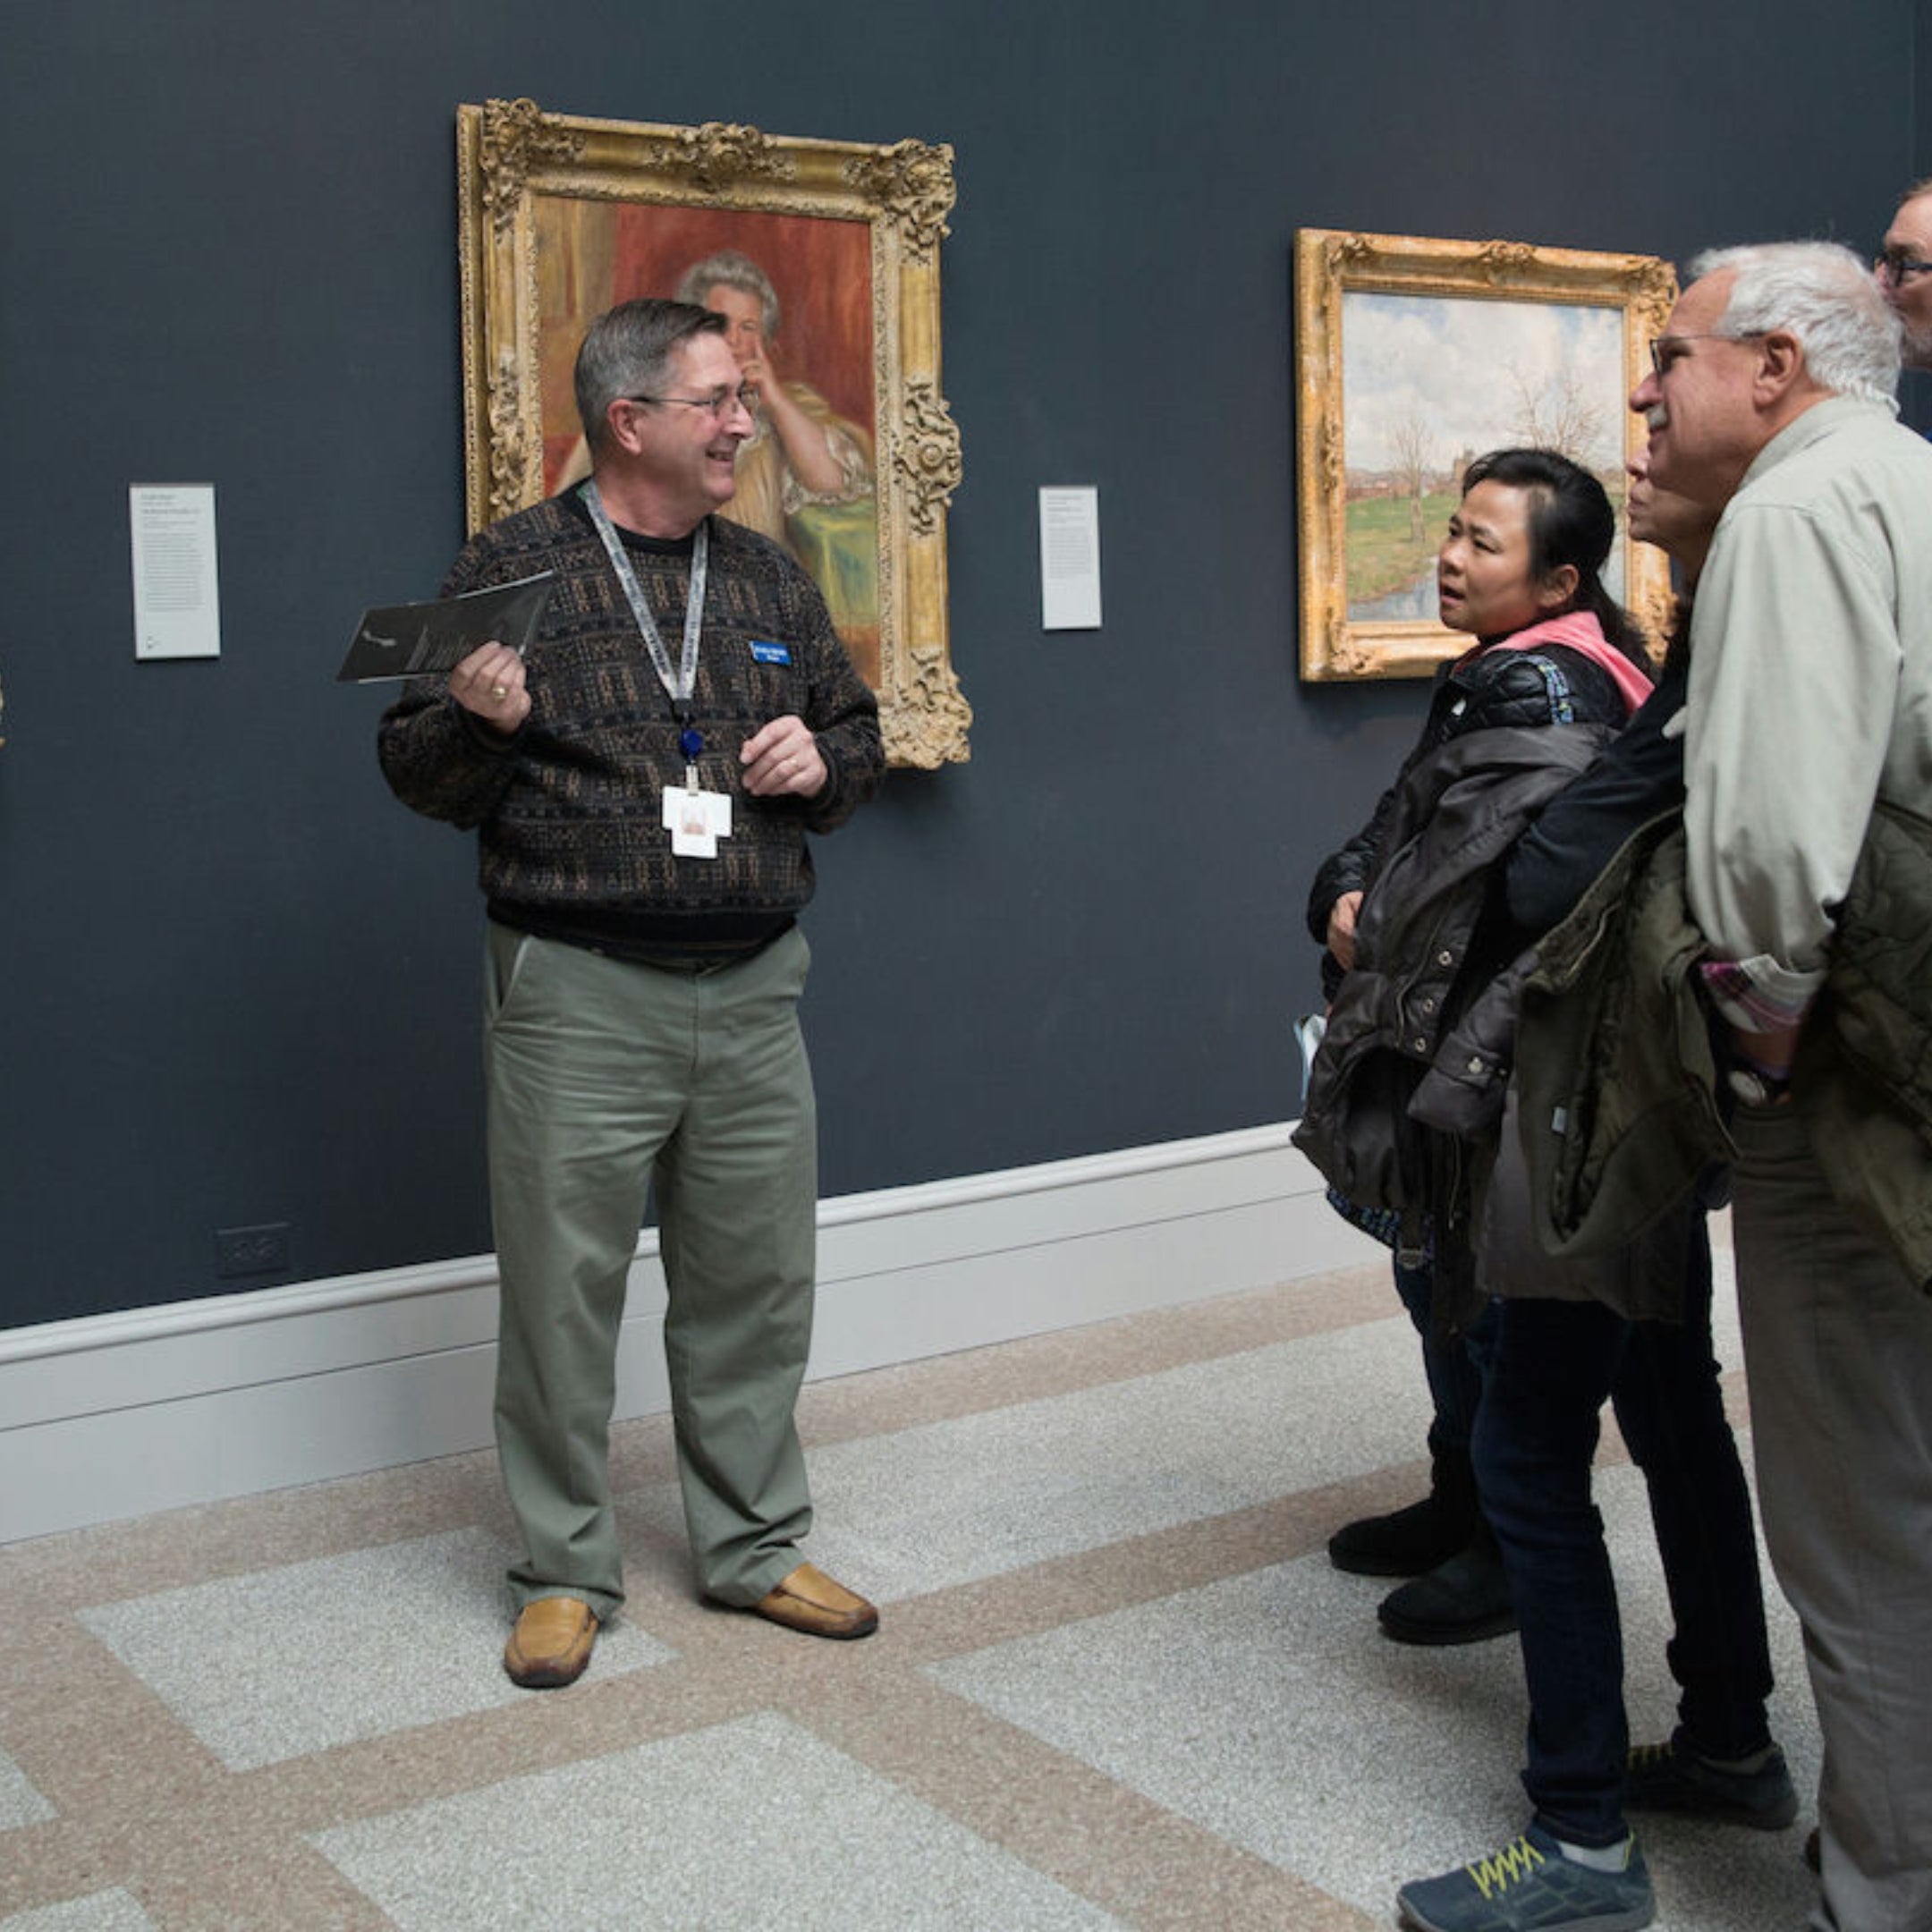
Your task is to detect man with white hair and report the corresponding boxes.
[1625,242,1932,1932]
[1877,176,1932,373]
[1398,238,1932,1932]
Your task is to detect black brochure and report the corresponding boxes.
[335,572,555,682]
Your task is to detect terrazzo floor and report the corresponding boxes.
[0,1251,1821,1929]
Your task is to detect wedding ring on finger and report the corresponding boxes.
[490,683,509,699]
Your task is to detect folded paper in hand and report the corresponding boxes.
[336,572,555,682]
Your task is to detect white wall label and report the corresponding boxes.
[131,484,222,660]
[1039,486,1102,631]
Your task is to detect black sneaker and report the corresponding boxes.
[1624,1734,1799,1830]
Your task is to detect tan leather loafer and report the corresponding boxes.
[749,1562,879,1640]
[504,1595,598,1689]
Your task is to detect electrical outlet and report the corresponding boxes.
[216,1223,292,1278]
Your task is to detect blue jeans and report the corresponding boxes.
[1472,1217,1775,1846]
[1392,1255,1493,1459]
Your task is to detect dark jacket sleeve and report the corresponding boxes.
[1308,773,1413,1002]
[1305,643,1627,954]
[1306,665,1458,946]
[1308,779,1400,945]
[1503,665,1687,942]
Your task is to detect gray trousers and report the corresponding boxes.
[1731,1104,1932,1932]
[485,923,818,1618]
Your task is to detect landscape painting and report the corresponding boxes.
[1341,292,1625,623]
[1294,229,1676,681]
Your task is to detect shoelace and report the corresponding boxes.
[1467,1835,1547,1900]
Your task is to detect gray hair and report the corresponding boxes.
[572,300,725,454]
[674,250,781,339]
[1689,240,1901,411]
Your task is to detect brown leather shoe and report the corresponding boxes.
[504,1596,598,1689]
[748,1562,878,1640]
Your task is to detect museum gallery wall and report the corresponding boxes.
[0,0,1921,1328]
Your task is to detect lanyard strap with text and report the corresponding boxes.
[580,479,709,787]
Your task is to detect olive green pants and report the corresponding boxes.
[485,923,817,1617]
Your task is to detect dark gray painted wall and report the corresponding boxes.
[0,1,1920,1329]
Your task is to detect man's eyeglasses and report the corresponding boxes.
[1647,330,1766,376]
[623,385,756,418]
[1876,250,1932,288]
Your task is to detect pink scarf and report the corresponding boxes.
[1463,611,1654,718]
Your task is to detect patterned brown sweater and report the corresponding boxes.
[377,493,883,960]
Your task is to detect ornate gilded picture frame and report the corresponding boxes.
[458,99,970,767]
[1294,229,1677,682]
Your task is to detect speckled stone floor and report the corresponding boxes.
[0,1248,1820,1930]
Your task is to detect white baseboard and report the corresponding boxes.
[0,1125,1377,1544]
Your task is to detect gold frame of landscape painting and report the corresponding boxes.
[457,98,970,767]
[1293,228,1677,682]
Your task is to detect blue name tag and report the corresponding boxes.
[750,640,792,665]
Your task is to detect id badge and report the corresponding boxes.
[663,785,733,859]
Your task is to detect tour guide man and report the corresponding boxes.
[378,299,886,1688]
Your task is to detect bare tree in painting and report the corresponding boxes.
[1388,411,1436,542]
[1504,362,1609,467]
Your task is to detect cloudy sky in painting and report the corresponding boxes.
[1342,292,1625,476]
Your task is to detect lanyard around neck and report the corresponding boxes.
[580,479,709,722]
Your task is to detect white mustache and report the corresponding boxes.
[1645,405,1669,431]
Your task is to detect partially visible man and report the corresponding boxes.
[1630,242,1932,1932]
[378,299,886,1690]
[1877,176,1932,372]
